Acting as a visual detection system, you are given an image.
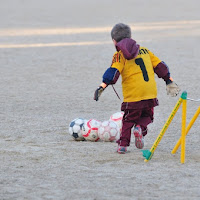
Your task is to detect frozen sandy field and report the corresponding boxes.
[0,0,200,199]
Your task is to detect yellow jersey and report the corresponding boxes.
[111,47,161,102]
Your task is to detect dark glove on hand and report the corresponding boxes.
[94,86,104,101]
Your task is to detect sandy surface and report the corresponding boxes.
[0,0,200,199]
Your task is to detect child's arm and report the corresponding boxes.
[102,67,120,85]
[154,61,172,83]
[94,51,124,101]
[148,50,181,97]
[93,67,120,101]
[153,61,180,97]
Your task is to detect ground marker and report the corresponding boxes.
[141,92,185,162]
[141,91,199,163]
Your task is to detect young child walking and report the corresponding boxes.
[94,23,180,154]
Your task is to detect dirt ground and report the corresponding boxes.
[0,0,200,199]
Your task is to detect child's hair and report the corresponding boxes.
[111,23,131,42]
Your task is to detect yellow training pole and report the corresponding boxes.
[180,93,187,164]
[171,106,200,154]
[143,96,183,162]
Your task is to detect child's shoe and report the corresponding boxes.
[132,125,144,149]
[117,146,127,154]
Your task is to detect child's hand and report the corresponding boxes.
[94,86,104,101]
[166,82,181,97]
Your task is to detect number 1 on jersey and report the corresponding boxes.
[135,58,149,82]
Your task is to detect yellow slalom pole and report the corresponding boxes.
[142,96,183,162]
[171,106,200,154]
[181,95,187,164]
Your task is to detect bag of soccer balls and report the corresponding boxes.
[68,111,123,142]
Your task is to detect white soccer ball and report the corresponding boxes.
[109,111,124,132]
[98,120,120,142]
[68,118,86,141]
[82,119,101,142]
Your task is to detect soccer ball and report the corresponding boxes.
[82,119,101,142]
[109,111,124,132]
[98,120,120,142]
[69,118,86,141]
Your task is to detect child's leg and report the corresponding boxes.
[135,108,154,136]
[117,109,142,147]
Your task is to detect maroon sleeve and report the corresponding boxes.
[154,61,170,82]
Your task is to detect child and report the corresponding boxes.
[94,23,180,154]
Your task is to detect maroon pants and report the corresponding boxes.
[117,107,154,147]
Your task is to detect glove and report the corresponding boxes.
[94,86,104,101]
[166,82,181,97]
